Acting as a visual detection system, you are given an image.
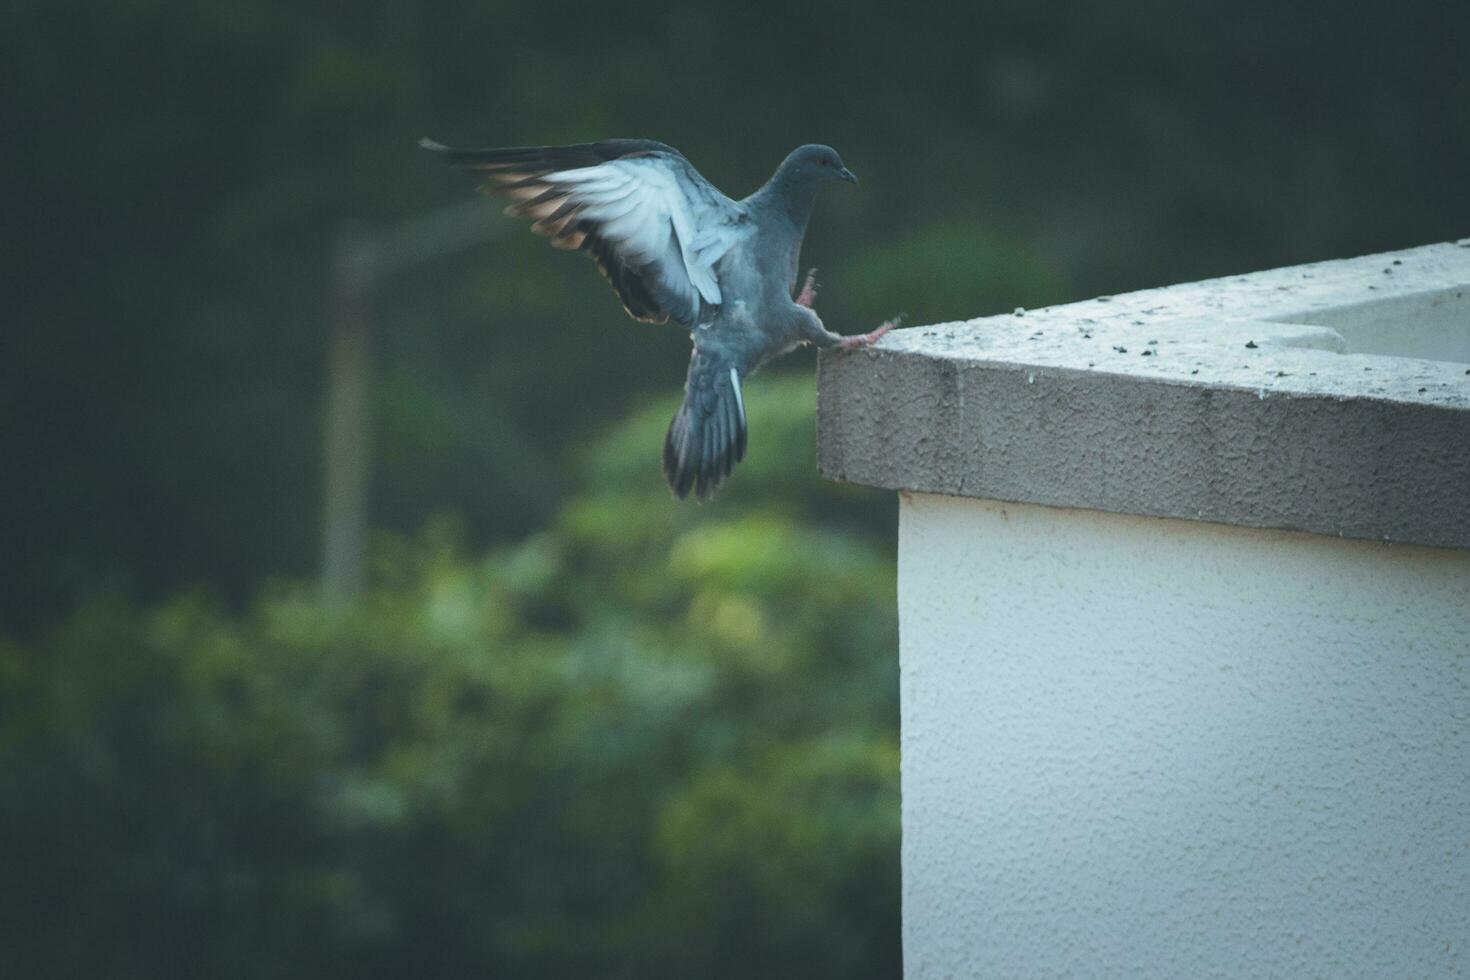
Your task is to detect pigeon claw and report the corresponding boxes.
[837,315,902,351]
[796,268,819,309]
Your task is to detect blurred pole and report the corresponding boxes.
[319,199,506,608]
[321,229,376,608]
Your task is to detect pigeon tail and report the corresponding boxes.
[663,350,748,500]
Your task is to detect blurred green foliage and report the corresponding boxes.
[1,379,900,978]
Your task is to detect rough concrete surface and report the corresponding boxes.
[819,240,1470,548]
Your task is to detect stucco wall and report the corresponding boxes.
[898,492,1470,978]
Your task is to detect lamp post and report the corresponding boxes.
[320,199,506,608]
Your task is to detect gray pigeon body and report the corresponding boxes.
[421,137,893,499]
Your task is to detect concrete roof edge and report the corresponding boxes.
[817,241,1470,549]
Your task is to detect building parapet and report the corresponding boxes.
[818,240,1470,549]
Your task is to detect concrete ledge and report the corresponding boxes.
[818,240,1470,549]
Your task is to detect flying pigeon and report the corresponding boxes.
[421,137,897,499]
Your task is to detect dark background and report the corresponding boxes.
[4,1,1467,976]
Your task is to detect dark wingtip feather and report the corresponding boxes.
[415,139,670,173]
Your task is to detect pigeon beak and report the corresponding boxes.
[839,167,858,185]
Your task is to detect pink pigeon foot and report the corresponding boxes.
[837,315,902,351]
[796,268,819,308]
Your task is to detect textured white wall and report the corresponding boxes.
[899,493,1470,979]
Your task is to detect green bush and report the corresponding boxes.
[1,376,899,979]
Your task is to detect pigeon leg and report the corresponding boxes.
[794,306,900,351]
[836,315,902,351]
[795,268,819,309]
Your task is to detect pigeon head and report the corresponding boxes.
[779,144,858,187]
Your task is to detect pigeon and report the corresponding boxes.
[421,137,897,499]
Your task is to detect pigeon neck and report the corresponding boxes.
[761,169,822,232]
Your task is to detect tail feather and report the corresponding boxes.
[663,354,748,500]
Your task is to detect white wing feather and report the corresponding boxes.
[523,156,742,320]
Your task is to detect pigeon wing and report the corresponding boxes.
[422,138,748,326]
